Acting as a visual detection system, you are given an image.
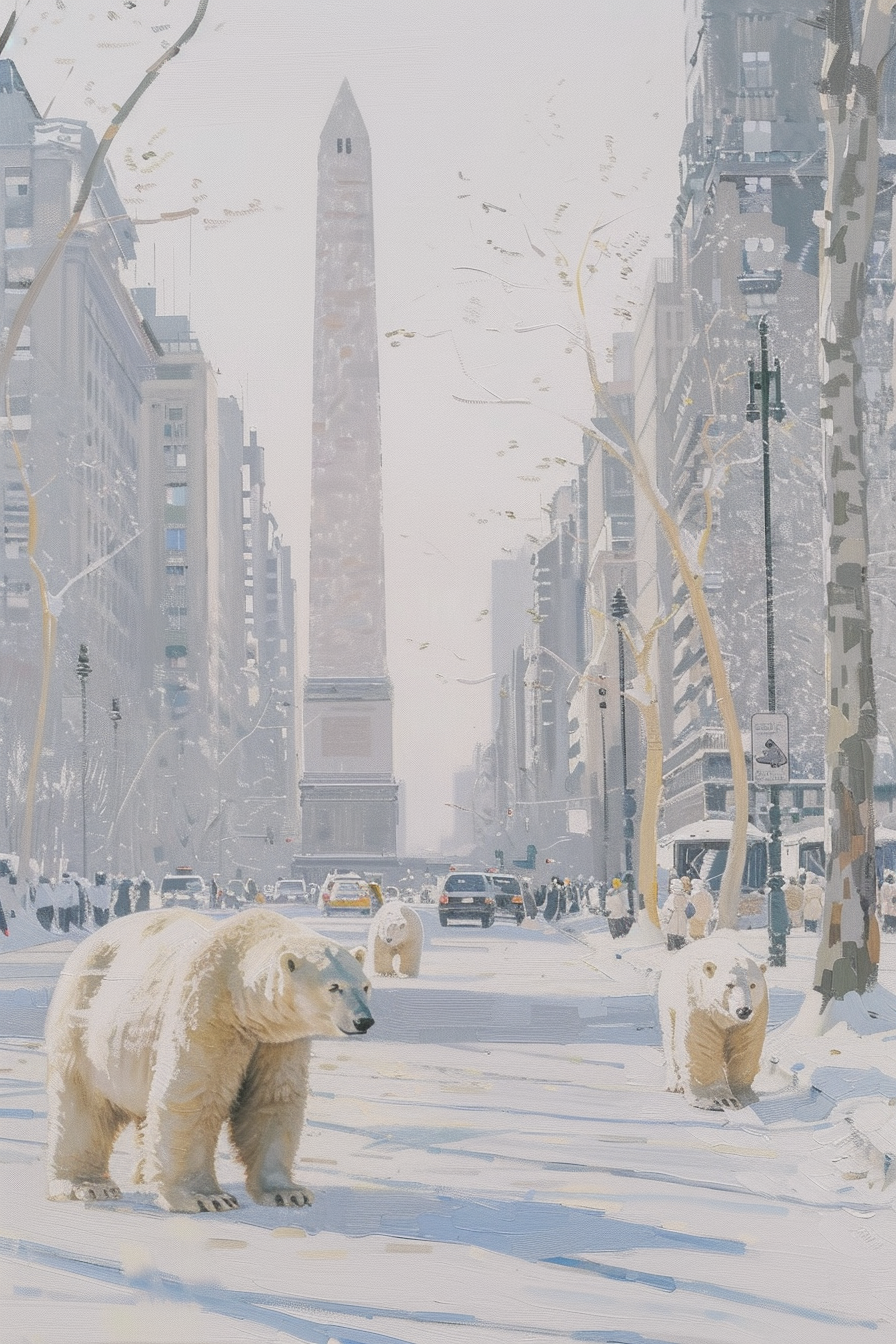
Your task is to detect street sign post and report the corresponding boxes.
[751,712,790,784]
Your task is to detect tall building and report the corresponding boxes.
[300,81,398,859]
[0,60,158,876]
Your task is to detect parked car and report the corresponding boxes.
[490,873,526,923]
[273,878,309,904]
[159,868,208,909]
[319,872,384,916]
[437,871,497,928]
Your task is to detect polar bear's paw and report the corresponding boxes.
[159,1187,240,1213]
[691,1093,742,1111]
[253,1184,315,1208]
[49,1177,122,1202]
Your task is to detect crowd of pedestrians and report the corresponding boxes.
[19,870,155,934]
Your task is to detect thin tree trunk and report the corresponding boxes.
[813,0,893,1002]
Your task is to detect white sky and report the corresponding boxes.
[8,0,686,853]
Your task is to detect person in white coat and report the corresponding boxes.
[802,876,825,933]
[879,871,896,933]
[661,878,690,951]
[687,880,715,940]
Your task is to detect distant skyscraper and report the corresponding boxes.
[300,80,398,858]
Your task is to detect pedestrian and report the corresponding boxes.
[879,870,896,933]
[687,880,715,940]
[605,876,632,938]
[521,880,538,919]
[75,875,89,927]
[210,874,221,909]
[0,881,8,937]
[91,872,111,927]
[803,875,824,933]
[55,873,76,933]
[784,874,804,930]
[134,871,151,912]
[586,878,601,913]
[661,878,689,951]
[65,874,81,931]
[35,877,54,931]
[114,874,132,919]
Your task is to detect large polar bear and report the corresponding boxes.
[367,900,423,977]
[657,934,768,1110]
[45,908,372,1213]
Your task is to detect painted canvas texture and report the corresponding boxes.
[1,3,896,1343]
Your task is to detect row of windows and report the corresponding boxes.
[336,137,352,154]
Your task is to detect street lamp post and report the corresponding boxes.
[75,644,91,879]
[108,697,121,871]
[610,587,636,916]
[746,315,788,966]
[598,677,610,892]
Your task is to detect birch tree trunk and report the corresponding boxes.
[813,0,893,1003]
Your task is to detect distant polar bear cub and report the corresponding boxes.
[367,901,423,977]
[44,908,373,1213]
[657,934,768,1111]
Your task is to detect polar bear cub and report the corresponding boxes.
[367,900,423,977]
[45,908,372,1212]
[657,933,768,1110]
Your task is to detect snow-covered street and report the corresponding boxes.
[2,906,895,1343]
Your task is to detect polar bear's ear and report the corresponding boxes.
[350,946,366,965]
[703,961,716,979]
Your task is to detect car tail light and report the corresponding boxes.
[485,896,495,905]
[439,894,448,905]
[511,895,522,904]
[322,892,330,902]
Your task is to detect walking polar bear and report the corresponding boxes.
[657,934,768,1111]
[367,900,423,977]
[45,908,372,1212]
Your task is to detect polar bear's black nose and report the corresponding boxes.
[353,1014,374,1033]
[736,1006,752,1020]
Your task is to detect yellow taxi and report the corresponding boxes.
[319,871,384,916]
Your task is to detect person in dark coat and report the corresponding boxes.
[114,875,132,919]
[91,872,111,927]
[134,872,151,912]
[35,877,54,931]
[543,876,561,921]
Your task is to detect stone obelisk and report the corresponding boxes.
[300,80,398,859]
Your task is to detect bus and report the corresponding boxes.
[658,821,769,895]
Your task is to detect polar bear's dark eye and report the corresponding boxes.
[287,958,296,972]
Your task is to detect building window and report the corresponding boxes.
[337,137,343,153]
[5,170,29,199]
[741,51,771,89]
[165,527,186,552]
[345,137,352,154]
[165,644,187,667]
[4,169,31,228]
[165,485,187,507]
